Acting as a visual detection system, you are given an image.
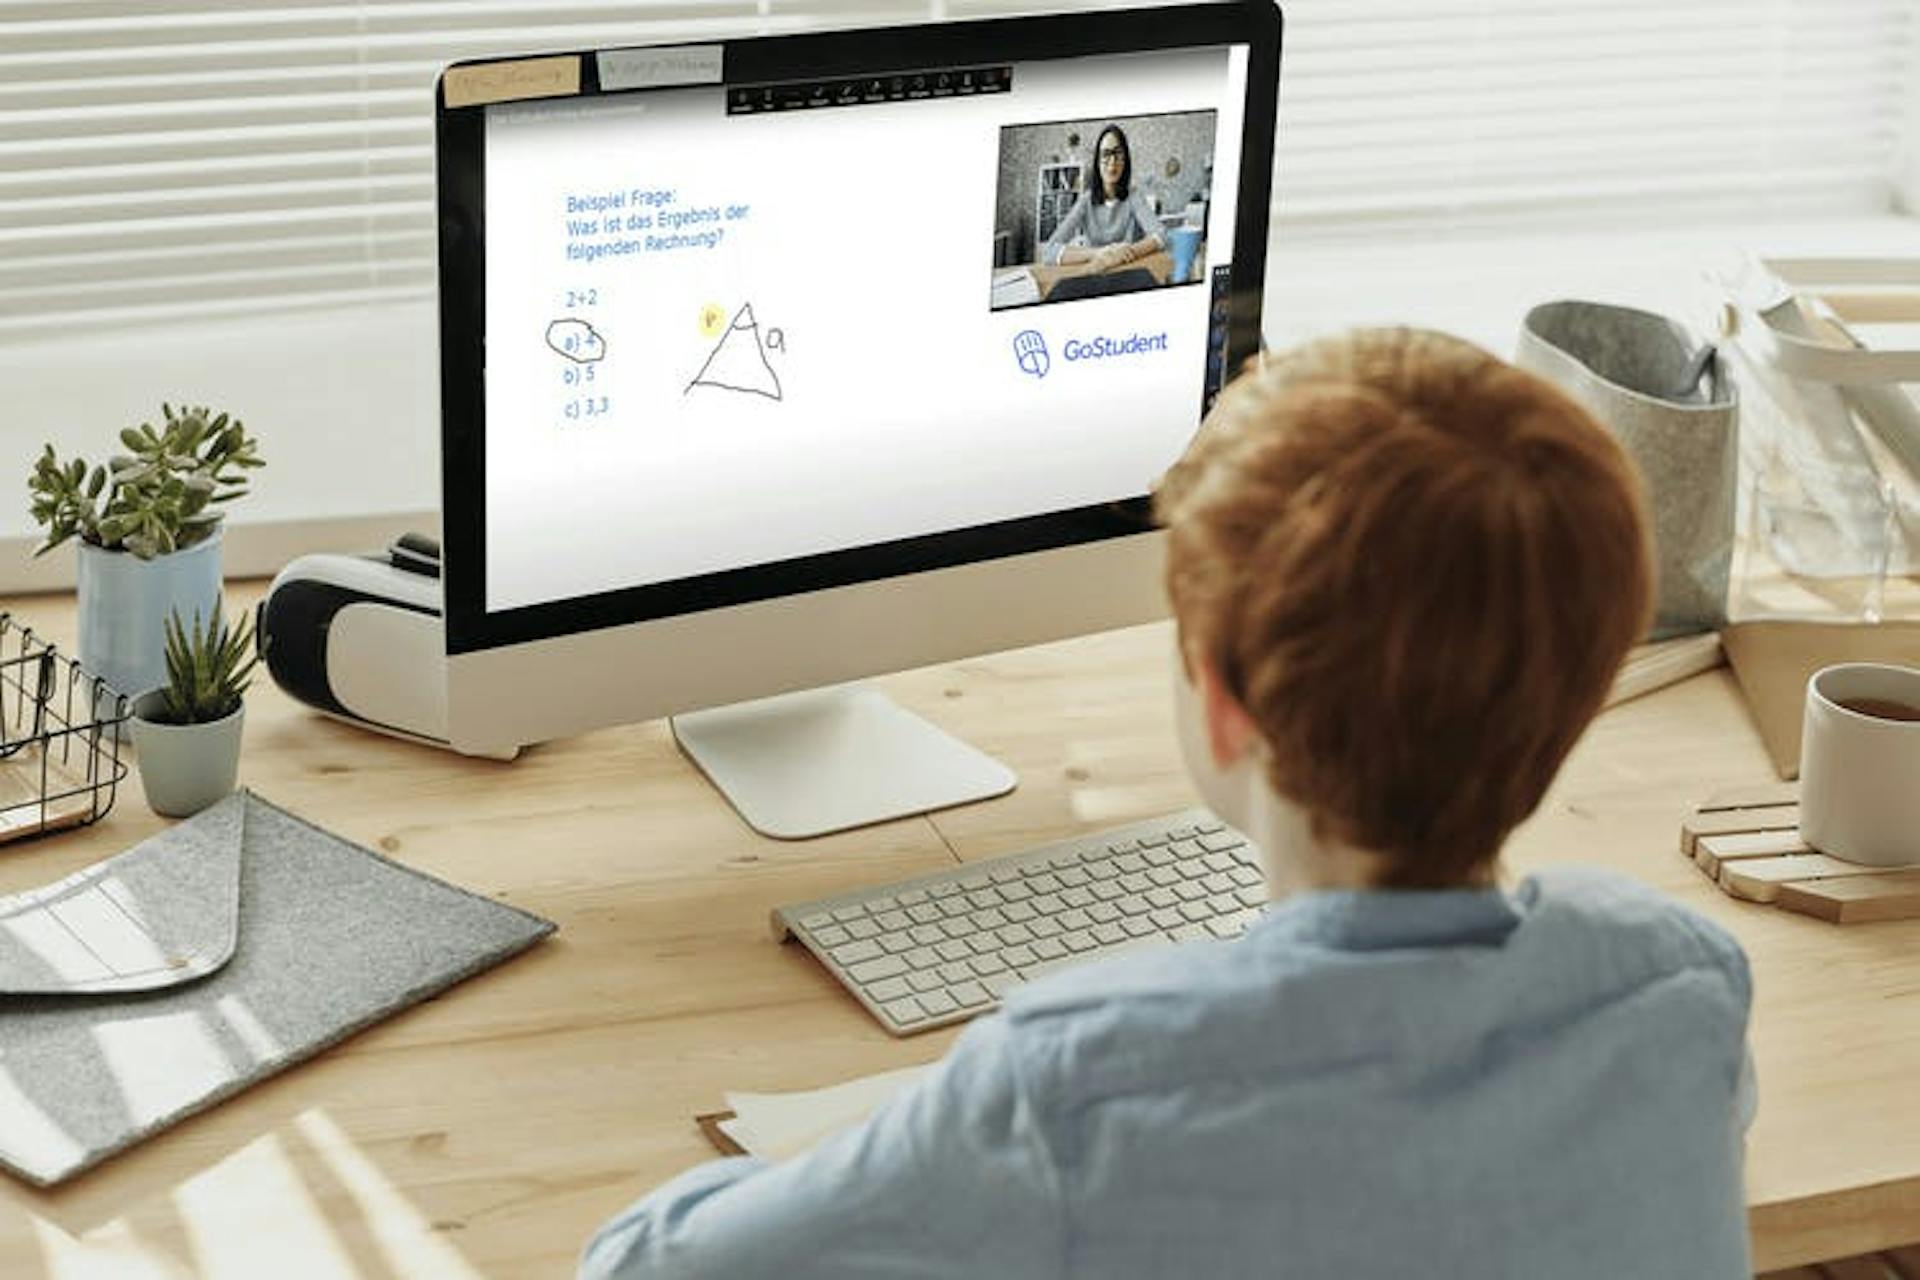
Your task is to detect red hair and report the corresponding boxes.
[1155,329,1653,887]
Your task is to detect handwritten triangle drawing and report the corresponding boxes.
[687,303,782,401]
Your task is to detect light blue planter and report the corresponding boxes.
[76,533,223,700]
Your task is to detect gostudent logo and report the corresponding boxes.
[1012,329,1050,378]
[1064,331,1168,362]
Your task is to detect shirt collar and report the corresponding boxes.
[1254,882,1527,952]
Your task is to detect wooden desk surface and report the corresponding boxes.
[0,585,1914,1276]
[1026,248,1179,300]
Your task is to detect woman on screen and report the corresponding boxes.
[1040,123,1165,270]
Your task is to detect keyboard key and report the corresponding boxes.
[1086,902,1121,924]
[1119,873,1152,894]
[867,895,899,911]
[1026,874,1063,893]
[1203,854,1237,875]
[1027,916,1062,938]
[910,925,945,945]
[1195,819,1225,834]
[1178,901,1212,923]
[875,910,911,931]
[939,898,972,919]
[982,972,1024,999]
[1091,922,1126,946]
[939,962,973,984]
[908,970,943,993]
[967,889,1004,909]
[883,997,926,1025]
[967,935,1000,955]
[1139,831,1172,847]
[849,955,908,983]
[928,881,961,899]
[1170,839,1204,860]
[998,882,1034,902]
[868,976,910,1001]
[971,908,1009,930]
[1121,915,1158,938]
[950,981,989,1007]
[1142,846,1176,866]
[895,889,929,906]
[878,931,915,954]
[1058,908,1093,931]
[1199,832,1243,853]
[1150,907,1183,930]
[969,953,1007,975]
[1031,937,1067,960]
[1168,923,1209,943]
[995,923,1032,944]
[941,919,972,939]
[1146,866,1180,887]
[1060,929,1095,952]
[907,904,943,925]
[800,912,833,930]
[1047,854,1078,870]
[1090,880,1126,902]
[917,991,958,1017]
[988,866,1022,885]
[1173,882,1207,902]
[1059,888,1094,908]
[959,874,990,891]
[845,918,880,940]
[1115,895,1150,916]
[1202,873,1235,894]
[1107,838,1141,854]
[1235,886,1269,908]
[1113,853,1146,874]
[1002,901,1037,922]
[832,905,868,922]
[1169,825,1199,841]
[904,946,939,969]
[1205,894,1240,916]
[1056,867,1091,887]
[1030,893,1065,915]
[936,940,972,962]
[1230,865,1264,887]
[1001,944,1038,968]
[812,925,851,948]
[832,939,883,965]
[1145,887,1178,909]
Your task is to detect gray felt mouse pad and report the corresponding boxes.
[0,790,556,1187]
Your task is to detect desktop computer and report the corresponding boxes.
[435,2,1281,842]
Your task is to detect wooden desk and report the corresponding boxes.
[1022,248,1180,301]
[0,586,1914,1275]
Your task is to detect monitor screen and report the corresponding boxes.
[477,43,1251,616]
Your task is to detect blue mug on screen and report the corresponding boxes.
[1168,227,1202,283]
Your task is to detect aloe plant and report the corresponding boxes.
[151,606,260,726]
[28,403,263,560]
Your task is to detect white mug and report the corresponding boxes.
[1799,662,1920,867]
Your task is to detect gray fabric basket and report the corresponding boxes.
[1517,300,1739,639]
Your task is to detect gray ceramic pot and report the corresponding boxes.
[130,691,244,818]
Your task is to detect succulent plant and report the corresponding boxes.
[151,606,260,726]
[28,403,263,560]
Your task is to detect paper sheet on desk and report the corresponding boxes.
[718,1064,930,1162]
[992,270,1040,308]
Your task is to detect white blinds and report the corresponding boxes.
[1261,0,1917,237]
[2,0,1914,335]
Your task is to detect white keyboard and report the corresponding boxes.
[772,809,1268,1036]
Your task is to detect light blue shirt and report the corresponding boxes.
[582,868,1753,1279]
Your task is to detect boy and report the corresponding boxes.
[582,328,1754,1278]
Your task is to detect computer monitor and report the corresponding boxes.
[436,2,1281,837]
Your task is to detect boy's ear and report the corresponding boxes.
[1196,658,1261,769]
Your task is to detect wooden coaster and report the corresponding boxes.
[1681,783,1920,922]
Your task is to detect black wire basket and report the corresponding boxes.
[0,613,131,842]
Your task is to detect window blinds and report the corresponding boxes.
[2,0,1913,335]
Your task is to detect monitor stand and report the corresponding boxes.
[670,683,1017,840]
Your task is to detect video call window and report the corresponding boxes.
[989,108,1218,311]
